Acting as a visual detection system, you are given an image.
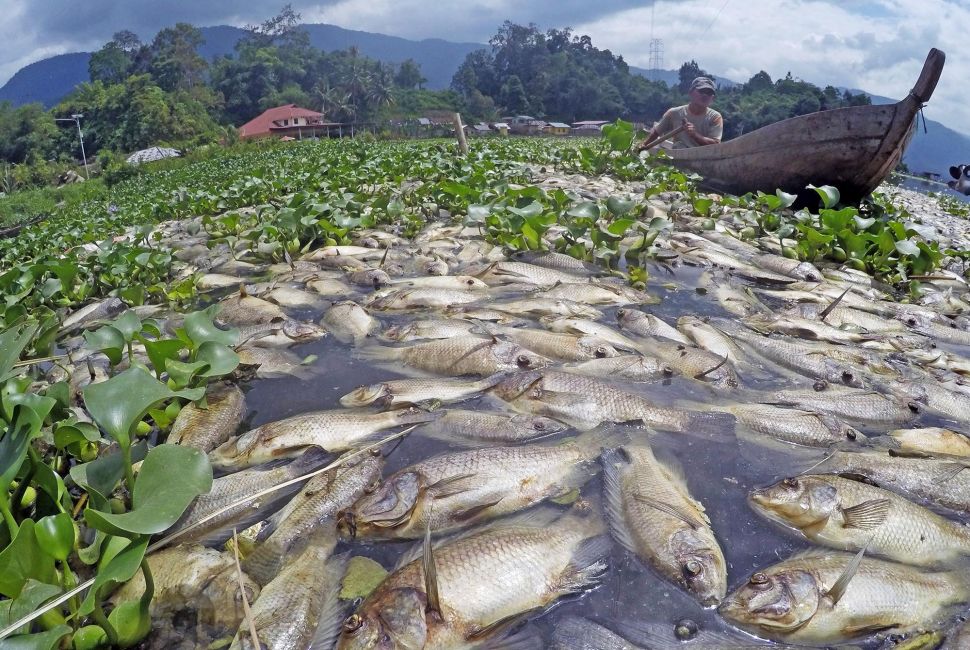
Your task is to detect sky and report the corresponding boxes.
[3,1,967,135]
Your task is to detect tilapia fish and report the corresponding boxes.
[321,300,379,343]
[336,511,609,649]
[168,448,329,546]
[888,427,970,457]
[486,297,604,320]
[727,404,861,447]
[750,474,970,566]
[231,547,346,650]
[476,260,586,287]
[389,275,489,291]
[492,370,734,434]
[382,318,484,342]
[603,445,726,606]
[235,319,327,348]
[166,382,245,452]
[358,336,550,377]
[820,450,970,514]
[236,346,313,379]
[341,429,617,539]
[244,452,383,585]
[109,544,259,646]
[719,551,968,644]
[217,293,288,326]
[511,250,602,274]
[564,355,673,382]
[758,386,920,426]
[59,297,127,334]
[415,409,567,446]
[616,309,689,344]
[368,288,480,310]
[485,324,621,362]
[209,408,436,470]
[340,375,501,409]
[542,281,656,306]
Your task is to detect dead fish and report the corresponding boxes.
[727,404,862,447]
[758,386,920,426]
[339,375,502,409]
[348,268,393,288]
[166,382,246,453]
[217,291,288,326]
[321,300,379,344]
[389,275,489,291]
[543,282,657,306]
[358,337,550,377]
[616,309,690,344]
[265,286,326,308]
[415,409,567,447]
[887,427,970,457]
[541,316,643,352]
[749,474,970,567]
[235,319,327,348]
[382,319,482,343]
[492,370,734,434]
[341,429,620,539]
[483,324,621,362]
[231,547,346,650]
[336,510,609,649]
[236,346,313,379]
[719,550,968,644]
[306,278,356,297]
[511,250,603,274]
[59,297,127,334]
[367,288,480,310]
[168,447,330,546]
[752,254,822,282]
[244,452,383,585]
[487,298,604,320]
[476,260,587,287]
[603,444,726,606]
[198,273,250,291]
[209,408,436,470]
[563,355,673,382]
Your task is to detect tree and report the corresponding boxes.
[394,59,426,90]
[499,75,529,114]
[149,23,207,92]
[745,71,772,93]
[243,4,307,49]
[89,44,132,85]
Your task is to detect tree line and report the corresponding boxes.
[0,11,872,191]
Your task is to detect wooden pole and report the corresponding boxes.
[637,124,688,152]
[453,113,469,155]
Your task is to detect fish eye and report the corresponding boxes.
[684,559,702,576]
[365,480,381,494]
[813,380,828,392]
[466,279,475,285]
[750,572,769,585]
[344,614,364,634]
[674,619,698,640]
[907,317,917,326]
[533,420,547,431]
[594,347,609,358]
[845,429,857,440]
[516,354,532,368]
[782,477,799,489]
[908,402,922,414]
[841,370,854,384]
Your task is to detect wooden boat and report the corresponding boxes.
[665,48,945,204]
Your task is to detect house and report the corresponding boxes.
[572,120,609,135]
[545,122,571,136]
[492,122,509,136]
[238,104,344,140]
[465,123,492,137]
[502,116,546,135]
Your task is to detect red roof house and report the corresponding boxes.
[237,104,343,140]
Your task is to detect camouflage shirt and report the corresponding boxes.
[654,105,723,148]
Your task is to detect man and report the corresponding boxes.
[638,76,723,151]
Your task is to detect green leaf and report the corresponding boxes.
[164,358,208,389]
[33,514,74,562]
[520,223,539,249]
[566,201,600,220]
[775,189,797,209]
[895,239,920,256]
[606,218,635,237]
[82,326,125,366]
[0,521,55,598]
[808,184,840,209]
[507,201,542,219]
[0,625,72,650]
[183,307,238,348]
[602,119,635,151]
[852,216,876,231]
[78,536,149,616]
[69,442,148,502]
[83,444,212,537]
[0,322,38,384]
[82,367,204,449]
[110,312,143,343]
[138,337,186,378]
[606,196,635,217]
[692,197,714,218]
[195,342,239,379]
[0,579,62,630]
[52,418,101,450]
[0,406,43,490]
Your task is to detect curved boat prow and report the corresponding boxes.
[911,48,945,104]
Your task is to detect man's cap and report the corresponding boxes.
[690,77,716,93]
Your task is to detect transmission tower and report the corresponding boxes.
[648,39,664,81]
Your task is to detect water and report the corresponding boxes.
[219,253,969,649]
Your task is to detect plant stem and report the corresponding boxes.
[0,494,17,537]
[121,445,135,496]
[138,558,154,607]
[90,603,118,646]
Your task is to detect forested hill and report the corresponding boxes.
[0,24,484,107]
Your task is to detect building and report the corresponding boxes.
[492,122,509,136]
[501,116,547,135]
[237,104,344,140]
[572,120,609,135]
[465,123,492,136]
[545,122,571,136]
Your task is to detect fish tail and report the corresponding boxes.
[286,446,332,477]
[354,343,404,364]
[558,533,611,594]
[307,552,350,650]
[600,447,639,556]
[551,617,633,650]
[573,425,630,458]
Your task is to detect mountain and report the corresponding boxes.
[0,53,91,107]
[0,24,483,108]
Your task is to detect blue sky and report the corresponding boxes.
[3,1,967,137]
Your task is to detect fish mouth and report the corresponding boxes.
[336,510,358,539]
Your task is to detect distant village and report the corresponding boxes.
[237,105,614,141]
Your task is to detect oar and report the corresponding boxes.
[637,124,688,152]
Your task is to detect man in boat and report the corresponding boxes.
[637,76,723,151]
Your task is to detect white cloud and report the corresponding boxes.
[574,0,969,134]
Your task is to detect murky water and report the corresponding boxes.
[226,254,968,649]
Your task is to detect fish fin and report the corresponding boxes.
[452,498,504,522]
[423,522,442,618]
[818,286,851,322]
[632,493,706,530]
[354,343,403,364]
[394,408,442,427]
[840,499,890,530]
[840,623,898,637]
[469,610,541,642]
[825,545,867,606]
[552,617,632,650]
[693,353,729,379]
[241,538,287,586]
[601,447,639,555]
[934,462,970,484]
[679,410,736,439]
[426,473,477,498]
[573,426,630,458]
[477,625,543,650]
[558,534,611,593]
[307,553,351,650]
[182,482,304,549]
